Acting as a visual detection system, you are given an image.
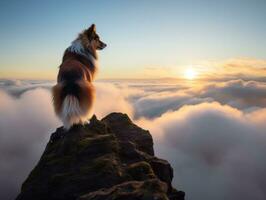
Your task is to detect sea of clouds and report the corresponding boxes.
[1,74,266,200]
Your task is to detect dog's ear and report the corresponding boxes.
[86,24,96,39]
[91,24,96,32]
[87,24,96,33]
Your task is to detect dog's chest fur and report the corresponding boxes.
[67,40,96,67]
[58,40,98,82]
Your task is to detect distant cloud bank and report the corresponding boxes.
[1,65,266,200]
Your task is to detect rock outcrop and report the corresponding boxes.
[16,113,185,200]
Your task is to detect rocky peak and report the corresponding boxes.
[16,113,185,200]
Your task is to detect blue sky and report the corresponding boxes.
[0,0,266,79]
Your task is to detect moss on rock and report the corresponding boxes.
[126,161,155,181]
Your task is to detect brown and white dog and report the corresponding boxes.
[52,24,106,129]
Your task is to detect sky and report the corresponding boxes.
[0,0,266,79]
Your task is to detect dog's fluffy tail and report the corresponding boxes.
[52,80,95,129]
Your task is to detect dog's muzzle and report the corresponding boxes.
[98,41,107,50]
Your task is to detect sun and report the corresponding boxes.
[184,68,197,80]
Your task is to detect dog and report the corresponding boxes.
[52,24,106,129]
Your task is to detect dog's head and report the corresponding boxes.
[82,24,107,51]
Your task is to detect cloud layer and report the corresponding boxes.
[137,102,266,200]
[0,88,60,200]
[0,75,266,200]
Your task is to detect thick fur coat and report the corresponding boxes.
[52,24,106,129]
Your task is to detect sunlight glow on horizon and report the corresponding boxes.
[184,68,198,80]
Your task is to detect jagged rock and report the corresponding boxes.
[16,113,185,200]
[102,113,154,155]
